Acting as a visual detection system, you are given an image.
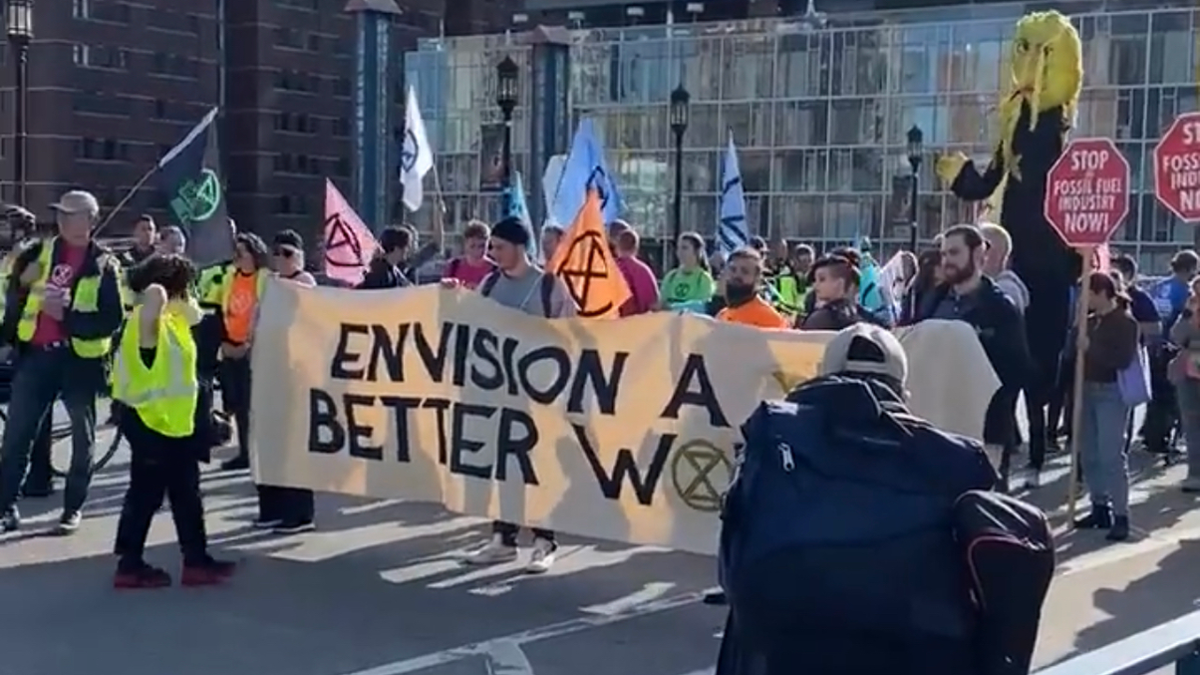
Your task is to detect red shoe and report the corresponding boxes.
[114,564,172,589]
[180,557,236,587]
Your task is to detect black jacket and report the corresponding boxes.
[1,238,124,350]
[915,276,1033,392]
[357,257,410,289]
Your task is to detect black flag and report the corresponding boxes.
[156,107,231,266]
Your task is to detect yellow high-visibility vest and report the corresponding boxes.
[111,303,199,438]
[16,238,114,358]
[196,264,228,313]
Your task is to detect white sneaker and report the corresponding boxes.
[526,537,557,574]
[463,534,518,565]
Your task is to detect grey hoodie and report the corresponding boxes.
[993,269,1030,314]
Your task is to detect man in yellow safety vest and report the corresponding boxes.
[0,190,125,534]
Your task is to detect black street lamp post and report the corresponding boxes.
[669,84,690,248]
[906,124,924,252]
[6,0,31,207]
[495,56,518,190]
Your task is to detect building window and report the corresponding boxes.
[73,0,90,19]
[275,0,318,10]
[73,91,132,117]
[77,137,131,162]
[73,44,128,70]
[149,52,200,79]
[332,77,351,97]
[90,1,131,24]
[148,10,200,34]
[274,27,305,51]
[334,157,350,177]
[274,194,312,215]
[306,34,320,52]
[274,69,318,93]
[331,117,350,137]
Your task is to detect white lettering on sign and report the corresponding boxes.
[1183,121,1200,144]
[1070,149,1110,172]
[1052,169,1124,235]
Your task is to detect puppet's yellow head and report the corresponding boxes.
[999,11,1082,176]
[1009,11,1082,113]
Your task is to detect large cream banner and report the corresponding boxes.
[251,280,999,555]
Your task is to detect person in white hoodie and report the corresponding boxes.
[980,222,1030,313]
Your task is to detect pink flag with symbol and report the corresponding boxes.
[323,179,378,285]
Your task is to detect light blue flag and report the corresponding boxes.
[853,234,888,319]
[503,170,537,259]
[717,130,749,256]
[549,118,624,227]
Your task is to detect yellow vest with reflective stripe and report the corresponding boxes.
[16,238,113,358]
[111,304,198,438]
[197,264,227,312]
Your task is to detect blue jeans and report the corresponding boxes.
[1079,382,1131,517]
[0,346,99,515]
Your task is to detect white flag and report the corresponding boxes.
[400,86,434,212]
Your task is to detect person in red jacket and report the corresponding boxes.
[611,226,659,316]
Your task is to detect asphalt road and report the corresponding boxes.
[1,410,1199,675]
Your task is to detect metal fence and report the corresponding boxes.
[1037,610,1200,675]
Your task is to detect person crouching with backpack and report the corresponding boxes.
[441,216,577,573]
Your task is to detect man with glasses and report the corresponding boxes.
[0,190,125,533]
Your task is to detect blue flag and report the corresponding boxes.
[853,234,887,316]
[549,118,623,227]
[717,130,749,256]
[502,170,536,259]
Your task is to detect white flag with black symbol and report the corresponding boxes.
[717,130,749,256]
[400,86,434,212]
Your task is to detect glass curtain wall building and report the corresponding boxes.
[405,2,1198,270]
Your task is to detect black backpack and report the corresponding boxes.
[480,271,556,318]
[952,490,1054,675]
[719,376,998,675]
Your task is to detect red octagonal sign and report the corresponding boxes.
[1154,112,1200,223]
[1044,137,1130,248]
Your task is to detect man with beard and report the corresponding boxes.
[915,224,1032,485]
[716,248,789,329]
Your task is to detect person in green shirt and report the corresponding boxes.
[660,231,715,312]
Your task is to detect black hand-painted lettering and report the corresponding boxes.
[330,323,369,380]
[449,402,496,479]
[496,407,539,485]
[366,323,410,382]
[308,388,344,452]
[378,395,422,463]
[500,335,520,396]
[423,397,452,465]
[571,424,674,505]
[344,393,383,460]
[660,353,729,428]
[567,349,627,415]
[516,346,571,404]
[450,323,471,387]
[413,321,455,382]
[469,328,504,390]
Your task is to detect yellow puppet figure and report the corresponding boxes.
[932,10,1083,441]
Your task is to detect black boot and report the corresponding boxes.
[1075,504,1112,530]
[1106,516,1130,542]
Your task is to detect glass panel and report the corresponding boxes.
[682,37,723,102]
[616,106,669,152]
[773,100,828,147]
[824,195,881,240]
[1148,11,1193,85]
[721,102,772,148]
[721,35,774,101]
[682,195,718,236]
[683,103,720,150]
[771,149,828,193]
[776,32,826,99]
[738,149,772,194]
[771,195,824,240]
[681,150,716,193]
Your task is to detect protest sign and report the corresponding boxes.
[251,281,999,555]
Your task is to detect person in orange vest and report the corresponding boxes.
[716,248,789,329]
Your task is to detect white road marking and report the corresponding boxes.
[337,587,716,675]
[229,516,482,562]
[339,499,409,516]
[483,640,534,675]
[580,582,676,615]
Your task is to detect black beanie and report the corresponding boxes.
[491,216,530,247]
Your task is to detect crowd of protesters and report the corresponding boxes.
[1,194,1199,585]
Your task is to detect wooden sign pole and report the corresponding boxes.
[1066,246,1094,525]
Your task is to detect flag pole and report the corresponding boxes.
[93,164,159,236]
[429,161,448,253]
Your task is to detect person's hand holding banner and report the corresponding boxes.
[323,179,379,286]
[545,189,631,319]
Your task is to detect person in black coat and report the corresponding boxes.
[358,226,412,289]
[915,225,1033,488]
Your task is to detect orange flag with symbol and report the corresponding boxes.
[546,189,631,319]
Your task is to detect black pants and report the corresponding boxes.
[218,355,251,461]
[113,410,208,568]
[22,415,52,492]
[493,521,554,547]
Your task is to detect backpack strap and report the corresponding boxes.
[480,271,500,297]
[540,272,555,318]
